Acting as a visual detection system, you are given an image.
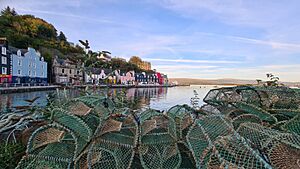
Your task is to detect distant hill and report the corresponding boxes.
[169,78,300,87]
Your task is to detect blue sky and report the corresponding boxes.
[1,0,300,82]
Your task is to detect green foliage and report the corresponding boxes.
[58,31,67,42]
[0,6,85,57]
[0,142,26,169]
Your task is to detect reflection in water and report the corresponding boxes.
[0,86,215,112]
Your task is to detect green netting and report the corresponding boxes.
[186,115,234,168]
[282,114,300,135]
[200,104,221,115]
[16,124,77,169]
[139,143,181,169]
[87,115,138,169]
[138,109,181,169]
[214,134,272,169]
[232,114,262,129]
[233,102,277,124]
[237,122,281,149]
[16,154,73,169]
[15,86,300,169]
[167,105,193,141]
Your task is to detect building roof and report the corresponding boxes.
[8,46,27,56]
[53,56,77,66]
[85,67,112,75]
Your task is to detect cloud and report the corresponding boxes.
[166,64,300,82]
[155,65,218,70]
[145,58,241,64]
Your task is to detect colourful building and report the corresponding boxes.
[0,39,12,83]
[85,68,111,84]
[11,47,47,84]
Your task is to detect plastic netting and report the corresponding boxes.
[139,109,181,169]
[16,86,300,169]
[167,105,193,141]
[16,124,78,169]
[186,115,234,168]
[86,115,138,169]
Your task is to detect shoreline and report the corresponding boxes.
[0,84,176,94]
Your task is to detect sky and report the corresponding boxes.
[1,0,300,82]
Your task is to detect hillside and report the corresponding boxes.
[0,6,85,57]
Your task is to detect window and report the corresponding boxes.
[62,69,64,73]
[2,67,7,74]
[17,50,21,56]
[33,71,36,76]
[29,63,31,67]
[18,70,21,75]
[18,59,22,66]
[69,69,72,74]
[42,72,44,76]
[1,56,7,64]
[77,70,80,74]
[2,47,6,55]
[28,70,31,76]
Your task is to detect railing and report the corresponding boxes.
[0,83,49,88]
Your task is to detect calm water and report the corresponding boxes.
[0,85,220,112]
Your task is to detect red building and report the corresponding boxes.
[156,72,164,85]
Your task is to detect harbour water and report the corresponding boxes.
[0,85,221,112]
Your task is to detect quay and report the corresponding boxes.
[0,84,176,94]
[0,84,59,94]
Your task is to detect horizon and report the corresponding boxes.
[1,0,300,82]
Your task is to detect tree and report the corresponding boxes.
[1,6,17,16]
[129,56,142,65]
[58,31,67,41]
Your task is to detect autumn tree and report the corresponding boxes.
[129,56,142,65]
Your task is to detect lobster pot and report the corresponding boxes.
[211,134,272,169]
[186,115,234,168]
[87,115,138,169]
[138,109,181,169]
[16,124,78,169]
[167,105,193,141]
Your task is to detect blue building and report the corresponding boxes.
[135,72,147,84]
[10,47,47,84]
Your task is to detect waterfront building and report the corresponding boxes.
[10,47,47,84]
[52,56,83,84]
[135,72,147,84]
[85,68,111,84]
[147,74,158,84]
[163,74,169,85]
[118,70,135,85]
[156,72,164,85]
[0,39,12,83]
